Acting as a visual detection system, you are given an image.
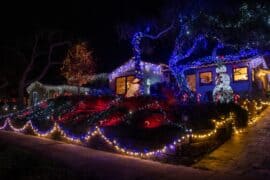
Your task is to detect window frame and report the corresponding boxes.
[115,76,127,95]
[199,71,213,86]
[115,75,136,95]
[232,66,249,82]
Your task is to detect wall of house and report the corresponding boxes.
[109,69,166,96]
[189,62,254,101]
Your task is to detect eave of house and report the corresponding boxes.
[187,55,267,70]
[26,81,90,94]
[108,58,163,82]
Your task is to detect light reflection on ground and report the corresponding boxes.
[193,107,270,179]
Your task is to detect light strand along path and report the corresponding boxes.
[0,130,211,180]
[193,107,270,179]
[1,108,270,179]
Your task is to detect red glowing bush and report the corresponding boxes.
[141,113,164,129]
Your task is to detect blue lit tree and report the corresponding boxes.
[131,24,173,94]
[116,1,270,99]
[205,2,270,51]
[168,1,270,98]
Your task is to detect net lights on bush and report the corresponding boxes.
[191,115,234,140]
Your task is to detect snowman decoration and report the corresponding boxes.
[212,64,233,103]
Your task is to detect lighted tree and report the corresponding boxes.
[168,1,270,99]
[131,24,173,95]
[116,1,269,100]
[61,42,95,94]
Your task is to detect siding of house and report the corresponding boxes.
[189,61,253,101]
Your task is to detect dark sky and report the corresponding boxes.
[0,0,170,73]
[0,0,243,72]
[0,0,267,91]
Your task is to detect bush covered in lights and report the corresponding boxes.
[171,103,248,131]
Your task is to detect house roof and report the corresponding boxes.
[184,50,269,69]
[108,58,164,82]
[26,81,90,94]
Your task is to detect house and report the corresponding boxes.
[26,81,90,105]
[108,58,171,97]
[184,55,270,101]
[26,54,270,103]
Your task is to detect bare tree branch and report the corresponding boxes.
[20,35,39,86]
[26,41,71,85]
[143,23,174,40]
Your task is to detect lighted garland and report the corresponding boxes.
[0,101,190,158]
[29,121,57,137]
[7,119,31,132]
[57,123,97,143]
[95,101,184,157]
[0,97,268,159]
[0,119,8,130]
[95,126,187,158]
[102,101,169,125]
[191,114,234,140]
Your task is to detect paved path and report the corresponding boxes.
[194,107,270,179]
[0,130,212,180]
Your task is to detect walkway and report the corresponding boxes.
[194,107,270,179]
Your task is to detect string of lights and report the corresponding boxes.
[0,98,268,158]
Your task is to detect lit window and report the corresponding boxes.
[116,77,126,95]
[233,67,248,81]
[186,74,196,91]
[199,72,212,85]
[116,76,136,95]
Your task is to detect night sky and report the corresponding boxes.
[0,0,242,71]
[0,0,267,96]
[1,0,170,72]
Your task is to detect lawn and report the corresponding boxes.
[0,141,90,180]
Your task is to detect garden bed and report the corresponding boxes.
[0,95,267,165]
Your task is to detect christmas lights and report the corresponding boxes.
[169,34,207,95]
[0,96,268,159]
[61,42,95,88]
[109,58,163,82]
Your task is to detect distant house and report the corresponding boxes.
[108,58,171,97]
[26,81,90,105]
[184,55,270,100]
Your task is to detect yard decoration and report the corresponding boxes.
[213,61,233,103]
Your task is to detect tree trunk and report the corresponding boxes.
[18,82,26,108]
[77,86,80,95]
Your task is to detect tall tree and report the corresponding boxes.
[61,42,95,94]
[16,32,70,106]
[168,1,270,97]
